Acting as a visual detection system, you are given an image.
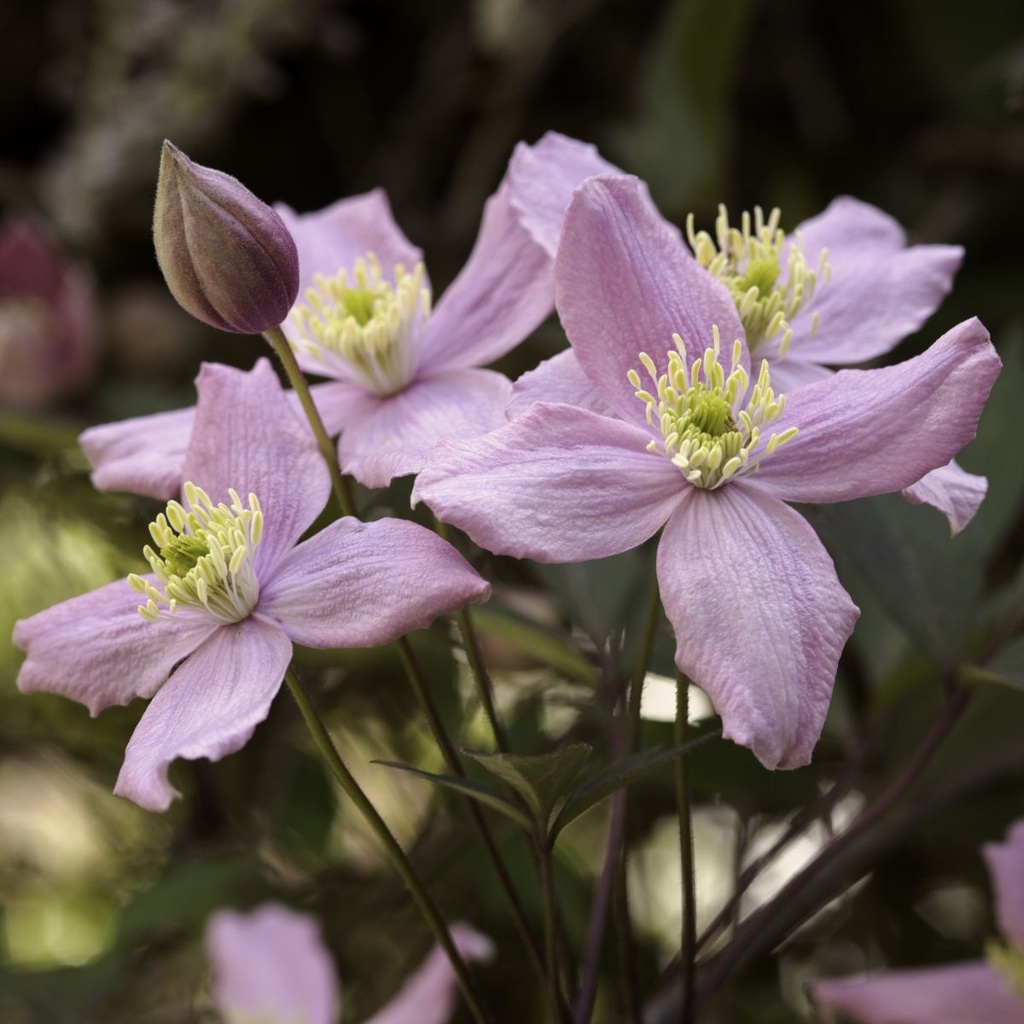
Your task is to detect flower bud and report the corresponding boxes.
[153,141,299,334]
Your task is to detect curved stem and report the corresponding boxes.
[676,672,696,1024]
[433,516,509,752]
[263,326,357,518]
[539,834,569,1023]
[396,637,547,980]
[284,668,492,1024]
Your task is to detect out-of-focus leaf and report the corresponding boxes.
[470,605,599,686]
[0,954,123,1024]
[466,745,592,828]
[804,492,984,670]
[977,633,1024,691]
[551,733,720,838]
[533,546,654,646]
[613,0,757,213]
[372,760,533,830]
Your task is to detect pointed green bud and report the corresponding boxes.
[153,141,299,334]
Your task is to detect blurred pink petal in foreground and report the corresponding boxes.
[0,218,97,408]
[812,819,1024,1023]
[207,902,493,1024]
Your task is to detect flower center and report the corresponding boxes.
[987,939,1024,998]
[628,326,797,489]
[686,205,829,355]
[128,482,263,624]
[289,252,430,396]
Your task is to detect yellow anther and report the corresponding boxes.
[631,326,797,489]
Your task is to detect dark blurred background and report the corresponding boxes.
[2,1,1023,1022]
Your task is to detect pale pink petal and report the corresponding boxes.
[413,403,684,562]
[425,183,553,373]
[902,460,987,536]
[507,348,613,420]
[555,175,743,429]
[759,355,833,395]
[14,577,216,716]
[984,820,1024,949]
[276,189,422,298]
[183,360,329,577]
[79,380,340,502]
[754,319,1001,505]
[657,486,859,770]
[363,923,494,1024]
[788,195,963,364]
[114,617,291,811]
[334,368,513,487]
[79,405,197,500]
[506,131,621,257]
[811,962,1023,1024]
[207,903,339,1024]
[258,517,490,648]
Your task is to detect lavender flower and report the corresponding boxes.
[413,175,1000,769]
[512,187,982,532]
[14,360,489,811]
[206,903,494,1024]
[812,820,1024,1023]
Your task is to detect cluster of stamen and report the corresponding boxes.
[128,482,263,624]
[290,252,430,396]
[987,940,1024,998]
[686,206,829,355]
[628,327,797,489]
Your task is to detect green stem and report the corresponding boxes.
[538,835,568,1023]
[283,668,492,1024]
[676,672,695,1024]
[263,326,357,518]
[433,517,509,752]
[396,637,547,979]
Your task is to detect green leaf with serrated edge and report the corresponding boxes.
[466,744,592,826]
[469,605,599,686]
[372,760,534,831]
[550,731,720,838]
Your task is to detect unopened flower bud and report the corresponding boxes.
[153,141,299,334]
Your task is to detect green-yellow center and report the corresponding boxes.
[686,206,829,355]
[128,482,263,624]
[628,327,798,489]
[289,252,431,396]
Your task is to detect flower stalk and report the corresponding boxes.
[283,668,494,1024]
[676,671,696,1024]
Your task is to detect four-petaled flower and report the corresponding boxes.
[413,174,1001,770]
[812,820,1024,1023]
[207,902,493,1024]
[14,359,489,811]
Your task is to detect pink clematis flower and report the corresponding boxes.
[207,902,493,1024]
[512,188,982,533]
[14,359,489,811]
[0,217,97,408]
[413,175,1000,770]
[811,820,1024,1023]
[78,133,616,498]
[272,131,615,488]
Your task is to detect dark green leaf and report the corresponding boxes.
[372,760,533,830]
[551,732,719,837]
[466,744,592,827]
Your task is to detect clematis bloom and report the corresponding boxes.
[811,819,1024,1023]
[207,902,493,1024]
[78,133,617,497]
[512,187,982,533]
[413,174,1000,770]
[14,360,489,811]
